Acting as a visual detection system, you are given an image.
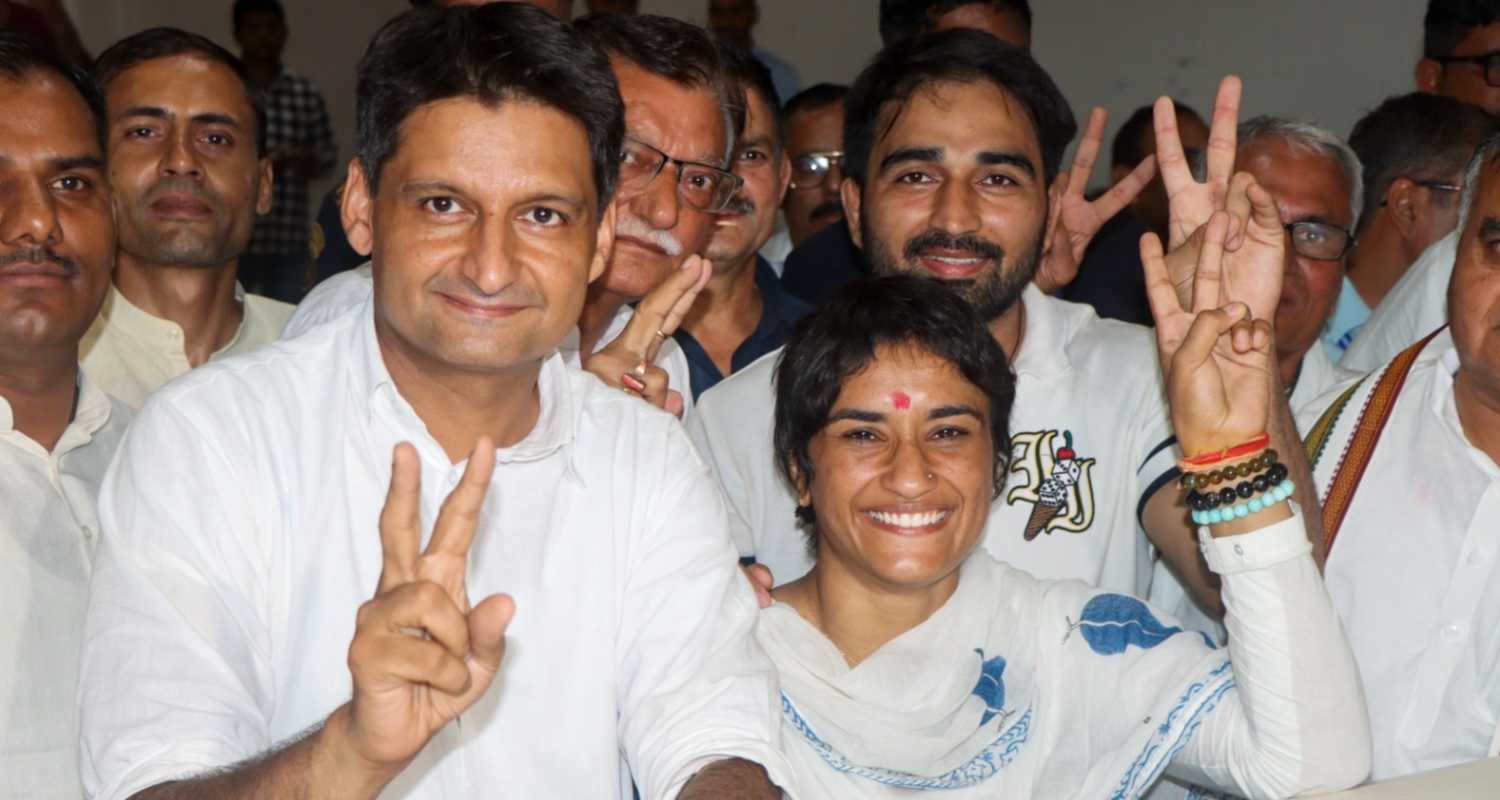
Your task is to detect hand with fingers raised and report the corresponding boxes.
[1035,107,1158,294]
[1142,213,1273,458]
[1161,173,1287,325]
[1155,76,1242,251]
[584,255,711,418]
[338,439,515,785]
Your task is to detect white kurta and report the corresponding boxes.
[1340,230,1455,373]
[283,264,695,416]
[760,513,1370,799]
[0,375,130,800]
[689,286,1177,594]
[80,284,293,409]
[1298,329,1500,780]
[78,301,790,799]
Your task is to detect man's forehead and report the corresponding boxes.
[0,76,101,162]
[875,81,1039,158]
[617,64,726,163]
[108,55,253,116]
[1238,139,1351,221]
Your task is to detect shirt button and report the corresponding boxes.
[1442,622,1466,642]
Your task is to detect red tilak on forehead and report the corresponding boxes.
[891,391,911,410]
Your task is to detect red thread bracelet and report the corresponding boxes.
[1177,433,1271,473]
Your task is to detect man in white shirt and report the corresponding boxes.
[1332,93,1494,360]
[1342,228,1459,372]
[0,34,132,800]
[1231,116,1366,416]
[78,6,789,799]
[1295,130,1500,780]
[78,28,294,408]
[689,36,1309,619]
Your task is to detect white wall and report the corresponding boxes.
[65,0,1428,199]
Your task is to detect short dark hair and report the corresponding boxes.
[781,82,847,126]
[718,42,779,149]
[0,32,105,149]
[843,28,1076,188]
[1349,92,1497,232]
[232,0,285,32]
[879,0,1033,45]
[1424,0,1500,58]
[1110,100,1203,171]
[357,4,624,208]
[93,27,267,155]
[774,275,1016,532]
[575,12,745,162]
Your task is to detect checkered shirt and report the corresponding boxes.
[249,69,337,256]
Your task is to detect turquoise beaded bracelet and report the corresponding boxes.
[1191,479,1295,526]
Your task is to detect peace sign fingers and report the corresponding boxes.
[377,442,423,593]
[421,438,497,608]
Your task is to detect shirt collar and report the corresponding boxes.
[100,283,252,358]
[0,368,116,458]
[352,297,586,483]
[1009,284,1074,381]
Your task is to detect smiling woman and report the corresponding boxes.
[758,274,1372,799]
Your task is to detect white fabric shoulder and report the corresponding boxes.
[1289,344,1363,426]
[1341,231,1454,373]
[281,264,373,339]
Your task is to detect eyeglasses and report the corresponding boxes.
[1434,49,1500,87]
[1284,220,1354,261]
[789,150,845,190]
[618,137,742,213]
[1378,179,1462,209]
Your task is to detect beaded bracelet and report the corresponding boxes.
[1191,479,1295,525]
[1185,462,1289,510]
[1178,433,1272,473]
[1180,449,1280,491]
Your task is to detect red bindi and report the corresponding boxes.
[891,391,911,410]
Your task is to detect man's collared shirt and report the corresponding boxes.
[674,257,809,399]
[689,285,1177,593]
[248,68,337,257]
[1289,340,1362,420]
[79,300,789,800]
[284,263,697,416]
[1,375,130,800]
[1342,230,1455,372]
[1297,329,1500,779]
[79,284,295,409]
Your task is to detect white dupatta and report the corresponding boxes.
[758,553,1233,799]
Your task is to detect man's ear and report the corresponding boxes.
[787,457,813,509]
[1386,177,1423,241]
[340,158,375,258]
[255,156,274,216]
[1416,58,1443,94]
[1043,172,1066,251]
[841,176,863,248]
[589,200,618,284]
[775,151,792,206]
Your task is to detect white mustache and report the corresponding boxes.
[615,215,684,257]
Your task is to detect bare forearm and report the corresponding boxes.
[128,705,395,800]
[678,758,780,800]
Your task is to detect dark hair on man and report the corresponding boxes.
[0,31,105,149]
[718,43,780,152]
[93,27,267,155]
[1111,100,1203,171]
[774,275,1016,532]
[357,4,623,208]
[232,0,285,32]
[782,82,848,125]
[575,12,745,162]
[1424,0,1500,58]
[843,28,1076,188]
[1349,92,1497,233]
[879,0,1033,45]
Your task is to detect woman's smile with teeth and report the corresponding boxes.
[867,509,950,528]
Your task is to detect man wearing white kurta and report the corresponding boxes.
[0,38,132,800]
[77,7,789,799]
[1341,230,1457,373]
[1295,136,1500,780]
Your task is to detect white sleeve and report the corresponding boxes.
[616,425,793,799]
[78,402,275,800]
[1165,508,1372,798]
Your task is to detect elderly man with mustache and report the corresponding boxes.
[675,45,810,400]
[79,28,293,409]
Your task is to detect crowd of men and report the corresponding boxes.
[4,0,1500,797]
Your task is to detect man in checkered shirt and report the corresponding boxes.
[234,0,336,302]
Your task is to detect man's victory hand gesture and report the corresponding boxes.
[343,439,514,774]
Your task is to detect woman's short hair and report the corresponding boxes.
[773,275,1017,530]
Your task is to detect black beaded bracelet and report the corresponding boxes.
[1180,448,1280,491]
[1186,461,1289,511]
